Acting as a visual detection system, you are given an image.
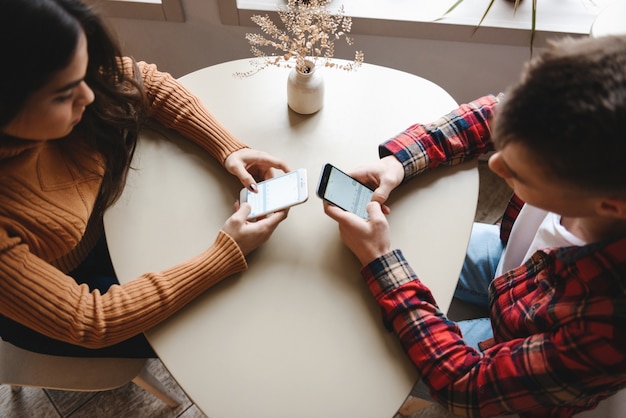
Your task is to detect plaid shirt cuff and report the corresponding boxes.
[379,130,429,182]
[378,95,499,182]
[361,249,418,300]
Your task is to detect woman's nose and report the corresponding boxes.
[78,81,95,106]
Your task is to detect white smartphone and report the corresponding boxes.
[240,168,308,220]
[316,163,374,219]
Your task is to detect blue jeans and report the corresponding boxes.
[452,222,503,348]
[455,222,504,309]
[0,235,156,358]
[411,223,503,399]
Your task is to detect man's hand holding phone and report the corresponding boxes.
[323,200,391,266]
[316,164,375,219]
[347,155,404,213]
[317,162,397,265]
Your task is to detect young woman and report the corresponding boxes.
[324,35,626,417]
[0,0,290,357]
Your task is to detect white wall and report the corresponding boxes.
[105,0,546,104]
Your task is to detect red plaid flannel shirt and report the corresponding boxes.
[364,95,626,417]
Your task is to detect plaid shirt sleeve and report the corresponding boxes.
[364,246,626,417]
[379,95,499,182]
[499,193,524,245]
[363,250,486,416]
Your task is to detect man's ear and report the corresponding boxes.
[598,197,626,219]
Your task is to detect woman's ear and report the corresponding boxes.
[598,197,626,219]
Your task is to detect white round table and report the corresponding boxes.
[104,59,478,418]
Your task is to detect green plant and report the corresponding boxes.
[443,0,538,53]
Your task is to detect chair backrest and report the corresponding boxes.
[574,389,626,418]
[0,338,146,391]
[0,338,181,407]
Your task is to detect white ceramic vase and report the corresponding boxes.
[287,60,324,115]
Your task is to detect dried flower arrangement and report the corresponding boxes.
[234,0,364,78]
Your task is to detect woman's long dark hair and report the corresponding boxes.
[0,0,147,212]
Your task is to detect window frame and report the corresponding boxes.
[86,0,185,22]
[217,0,238,25]
[217,0,609,48]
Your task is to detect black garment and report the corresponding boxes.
[0,235,156,358]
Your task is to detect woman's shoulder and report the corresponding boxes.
[117,57,161,78]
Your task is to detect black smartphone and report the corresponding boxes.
[316,163,374,219]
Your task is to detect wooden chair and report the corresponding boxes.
[0,338,181,407]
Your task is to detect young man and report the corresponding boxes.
[323,35,626,417]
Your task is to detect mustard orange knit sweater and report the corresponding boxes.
[0,61,248,349]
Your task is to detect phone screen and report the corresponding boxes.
[317,164,374,219]
[244,170,306,219]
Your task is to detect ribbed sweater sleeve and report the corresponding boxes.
[132,59,248,163]
[0,59,252,349]
[0,228,246,348]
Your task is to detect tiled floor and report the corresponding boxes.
[0,359,206,418]
[0,161,511,418]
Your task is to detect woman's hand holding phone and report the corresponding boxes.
[226,168,306,255]
[220,201,288,256]
[224,148,291,192]
[240,169,308,220]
